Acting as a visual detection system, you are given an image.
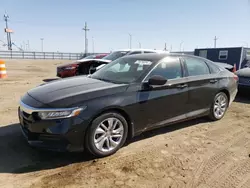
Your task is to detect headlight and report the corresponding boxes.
[64,66,76,70]
[38,107,85,120]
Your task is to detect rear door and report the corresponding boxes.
[181,57,220,117]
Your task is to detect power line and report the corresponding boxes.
[82,22,90,55]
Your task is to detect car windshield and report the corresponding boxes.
[91,57,154,83]
[102,51,129,61]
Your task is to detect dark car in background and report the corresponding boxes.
[235,67,250,90]
[19,53,238,157]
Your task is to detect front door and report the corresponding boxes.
[136,56,189,130]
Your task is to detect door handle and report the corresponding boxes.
[176,84,188,89]
[210,79,218,83]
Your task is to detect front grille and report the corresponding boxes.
[19,107,35,126]
[22,111,30,119]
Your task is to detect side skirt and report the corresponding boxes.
[135,108,210,135]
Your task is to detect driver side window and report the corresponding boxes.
[145,58,182,81]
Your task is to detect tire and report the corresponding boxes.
[208,92,229,121]
[85,112,128,157]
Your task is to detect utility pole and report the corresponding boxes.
[164,43,167,51]
[27,40,30,51]
[128,33,132,48]
[82,22,90,55]
[180,41,184,51]
[92,37,94,53]
[214,36,218,48]
[40,38,44,52]
[139,42,141,48]
[4,13,12,50]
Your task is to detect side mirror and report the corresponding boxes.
[148,75,167,86]
[89,67,97,74]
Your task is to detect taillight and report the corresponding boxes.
[232,64,236,73]
[233,74,238,81]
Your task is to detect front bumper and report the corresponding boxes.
[18,104,87,152]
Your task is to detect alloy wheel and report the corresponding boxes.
[213,94,228,119]
[94,117,124,152]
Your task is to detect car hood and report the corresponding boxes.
[26,76,128,108]
[236,68,250,77]
[76,59,111,63]
[57,59,111,68]
[57,62,78,68]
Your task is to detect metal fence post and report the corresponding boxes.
[53,52,54,59]
[10,50,12,59]
[44,52,45,59]
[34,52,36,59]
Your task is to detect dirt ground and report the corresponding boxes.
[0,59,250,188]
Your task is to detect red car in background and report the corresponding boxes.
[57,53,108,78]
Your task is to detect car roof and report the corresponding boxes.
[122,53,208,62]
[113,48,167,53]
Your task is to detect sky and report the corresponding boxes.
[0,0,250,53]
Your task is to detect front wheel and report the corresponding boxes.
[85,112,128,157]
[208,92,229,121]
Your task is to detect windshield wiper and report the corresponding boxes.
[93,77,126,84]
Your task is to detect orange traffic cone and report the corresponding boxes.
[0,60,7,78]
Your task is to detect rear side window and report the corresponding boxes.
[184,57,210,76]
[128,51,142,55]
[143,51,156,54]
[207,62,220,74]
[145,57,182,80]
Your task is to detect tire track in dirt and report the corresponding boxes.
[192,133,249,187]
[239,177,250,188]
[212,159,250,188]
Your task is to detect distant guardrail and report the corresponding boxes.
[0,51,101,60]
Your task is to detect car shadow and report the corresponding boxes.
[0,117,208,174]
[0,123,95,174]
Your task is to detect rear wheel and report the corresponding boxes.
[209,92,229,121]
[85,112,128,157]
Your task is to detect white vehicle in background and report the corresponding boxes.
[89,48,168,74]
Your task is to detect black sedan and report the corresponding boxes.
[18,53,238,157]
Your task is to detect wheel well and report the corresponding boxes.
[219,89,230,102]
[90,108,134,139]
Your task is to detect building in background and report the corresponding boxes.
[194,47,250,70]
